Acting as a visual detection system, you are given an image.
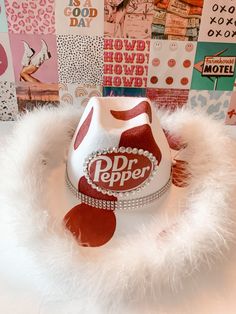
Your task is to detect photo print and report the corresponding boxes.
[152,0,204,41]
[191,42,236,91]
[16,82,59,113]
[9,34,59,83]
[9,34,59,112]
[104,0,154,39]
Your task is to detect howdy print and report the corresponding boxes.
[104,38,150,88]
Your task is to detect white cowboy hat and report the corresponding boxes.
[64,97,173,247]
[0,97,236,312]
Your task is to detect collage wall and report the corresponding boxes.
[0,0,235,125]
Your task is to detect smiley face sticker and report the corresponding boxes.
[148,40,197,89]
[185,43,194,52]
[169,42,178,51]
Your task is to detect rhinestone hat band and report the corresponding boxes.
[65,171,172,211]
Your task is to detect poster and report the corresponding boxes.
[9,34,59,83]
[198,0,236,43]
[147,88,189,110]
[152,0,204,41]
[191,42,236,91]
[55,0,104,36]
[104,0,154,39]
[9,33,59,112]
[57,35,104,84]
[103,38,150,88]
[4,0,55,34]
[59,83,102,107]
[16,82,59,113]
[188,90,232,120]
[147,40,196,89]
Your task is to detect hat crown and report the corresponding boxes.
[67,97,171,202]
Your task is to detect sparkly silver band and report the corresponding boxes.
[66,172,172,211]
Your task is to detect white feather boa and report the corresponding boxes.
[0,105,236,313]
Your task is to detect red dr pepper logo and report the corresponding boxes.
[87,149,155,193]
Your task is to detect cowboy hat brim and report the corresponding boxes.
[0,104,236,309]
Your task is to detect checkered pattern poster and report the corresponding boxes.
[0,0,235,125]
